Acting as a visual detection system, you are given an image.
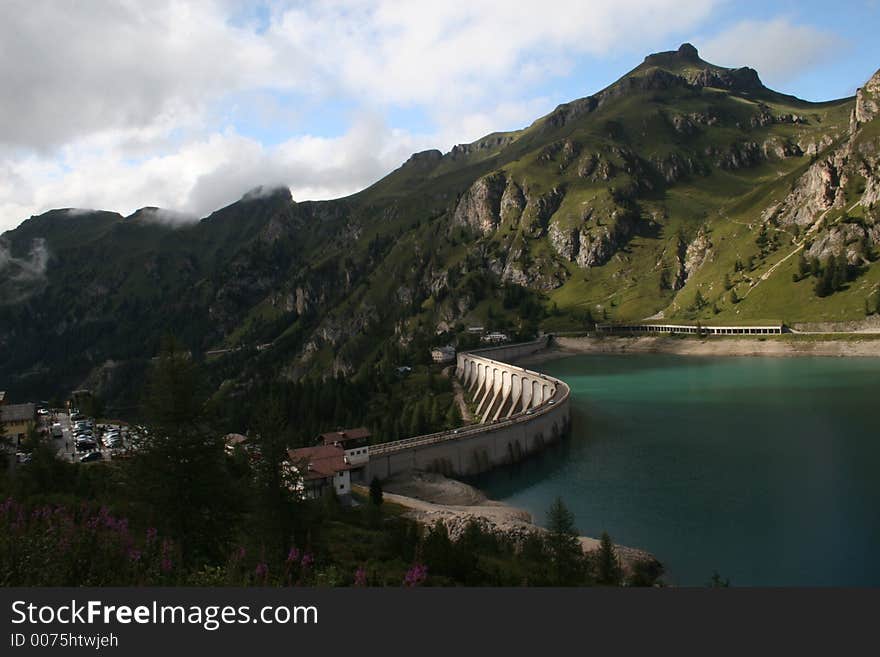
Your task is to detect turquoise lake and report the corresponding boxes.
[476,354,880,586]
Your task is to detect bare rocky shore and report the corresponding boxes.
[373,472,654,571]
[513,335,880,364]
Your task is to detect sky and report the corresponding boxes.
[1,0,878,233]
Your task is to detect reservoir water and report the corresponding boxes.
[476,354,880,586]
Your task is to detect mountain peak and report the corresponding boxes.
[635,43,767,96]
[240,185,293,203]
[642,43,707,68]
[126,207,197,225]
[676,42,700,60]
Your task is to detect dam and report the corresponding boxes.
[364,337,570,481]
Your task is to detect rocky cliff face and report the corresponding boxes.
[452,173,507,234]
[774,152,848,228]
[766,78,880,264]
[852,69,880,128]
[684,227,714,278]
[548,204,639,269]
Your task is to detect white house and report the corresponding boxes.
[319,427,371,469]
[287,444,353,503]
[431,345,456,363]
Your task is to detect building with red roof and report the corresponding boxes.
[318,427,371,473]
[287,444,353,503]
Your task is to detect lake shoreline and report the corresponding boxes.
[365,472,657,574]
[513,335,880,365]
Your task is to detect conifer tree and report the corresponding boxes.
[253,392,298,559]
[369,476,384,507]
[546,497,584,586]
[129,336,237,564]
[595,531,623,586]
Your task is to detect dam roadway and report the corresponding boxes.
[365,337,571,481]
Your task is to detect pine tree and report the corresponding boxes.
[369,476,384,506]
[831,254,847,291]
[659,268,671,291]
[815,260,834,297]
[422,521,454,576]
[708,571,730,587]
[545,497,584,586]
[723,273,732,290]
[129,336,237,564]
[797,251,809,279]
[594,531,623,586]
[730,289,739,304]
[253,393,298,560]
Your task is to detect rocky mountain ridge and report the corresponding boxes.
[2,45,879,408]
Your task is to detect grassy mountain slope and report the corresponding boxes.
[2,44,879,409]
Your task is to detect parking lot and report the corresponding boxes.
[47,410,134,464]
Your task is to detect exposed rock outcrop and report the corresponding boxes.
[520,187,564,237]
[776,153,847,228]
[684,227,714,276]
[806,222,873,265]
[711,141,763,170]
[453,172,507,234]
[852,69,880,129]
[549,205,639,269]
[500,178,526,224]
[651,151,704,183]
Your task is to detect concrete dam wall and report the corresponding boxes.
[365,337,571,480]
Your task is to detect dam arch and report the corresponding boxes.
[365,337,571,481]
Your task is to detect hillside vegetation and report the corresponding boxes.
[2,44,880,410]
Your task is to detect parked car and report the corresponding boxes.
[51,423,64,438]
[80,451,103,463]
[75,439,97,452]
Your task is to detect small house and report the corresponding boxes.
[287,445,353,504]
[1,403,36,447]
[431,345,456,363]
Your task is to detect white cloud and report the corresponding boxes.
[700,18,840,88]
[1,0,729,232]
[0,115,436,227]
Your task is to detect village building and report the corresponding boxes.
[431,345,456,363]
[319,427,371,466]
[287,444,353,503]
[1,402,36,447]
